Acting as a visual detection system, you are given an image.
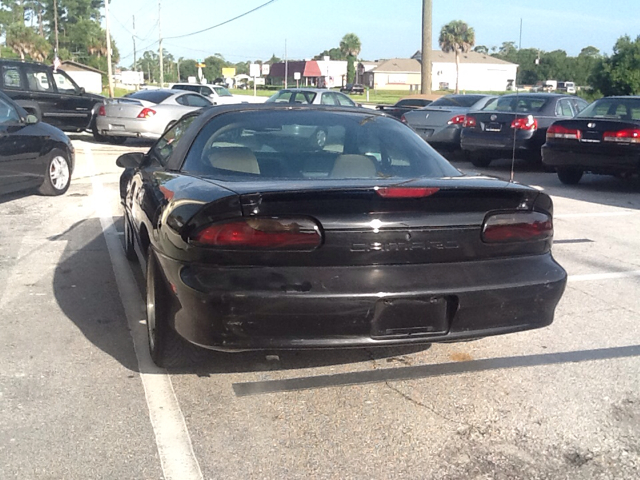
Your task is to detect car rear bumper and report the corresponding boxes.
[155,252,567,351]
[542,145,640,173]
[461,130,538,154]
[95,116,164,139]
[415,125,461,147]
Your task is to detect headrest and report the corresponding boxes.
[208,147,260,174]
[330,154,377,178]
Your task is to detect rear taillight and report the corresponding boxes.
[98,105,106,116]
[376,187,440,198]
[400,114,407,124]
[547,124,581,140]
[137,108,156,119]
[448,114,466,125]
[603,128,640,143]
[463,115,476,128]
[191,217,322,250]
[511,115,538,131]
[482,211,552,243]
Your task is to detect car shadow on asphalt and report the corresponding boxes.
[231,344,640,397]
[52,217,431,374]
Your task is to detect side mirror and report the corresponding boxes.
[79,87,86,94]
[116,151,145,169]
[25,114,38,124]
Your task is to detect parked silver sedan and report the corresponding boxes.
[266,88,357,106]
[401,94,497,150]
[95,89,212,144]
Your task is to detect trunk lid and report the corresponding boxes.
[187,177,550,267]
[103,97,156,120]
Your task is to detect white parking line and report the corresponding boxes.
[569,270,640,282]
[84,145,203,480]
[555,211,636,219]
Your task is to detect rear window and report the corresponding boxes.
[181,110,460,181]
[482,96,548,113]
[429,95,486,108]
[576,98,640,120]
[396,99,429,107]
[127,90,173,104]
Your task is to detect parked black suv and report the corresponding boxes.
[0,59,104,134]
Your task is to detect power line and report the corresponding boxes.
[164,0,278,40]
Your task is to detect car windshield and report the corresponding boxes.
[127,90,174,104]
[576,97,640,120]
[181,110,460,181]
[212,86,232,97]
[481,96,548,113]
[430,95,486,108]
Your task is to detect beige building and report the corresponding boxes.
[362,51,518,92]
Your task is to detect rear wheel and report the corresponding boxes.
[107,136,127,145]
[466,151,492,168]
[146,251,202,368]
[557,168,583,185]
[91,117,108,143]
[39,149,71,196]
[311,128,328,149]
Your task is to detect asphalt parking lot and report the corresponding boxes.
[1,137,639,480]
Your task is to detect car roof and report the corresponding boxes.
[276,88,330,93]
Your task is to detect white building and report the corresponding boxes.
[363,51,518,92]
[60,60,104,94]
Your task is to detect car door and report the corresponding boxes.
[22,64,60,128]
[0,98,46,195]
[51,69,93,130]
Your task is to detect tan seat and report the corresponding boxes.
[330,154,377,178]
[208,147,260,174]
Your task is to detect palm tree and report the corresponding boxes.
[439,20,475,93]
[340,33,361,84]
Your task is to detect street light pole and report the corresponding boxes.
[105,0,114,98]
[158,0,164,87]
[421,0,432,94]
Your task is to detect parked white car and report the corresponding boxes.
[170,83,266,104]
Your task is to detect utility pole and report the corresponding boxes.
[421,0,432,94]
[53,0,59,53]
[105,0,114,97]
[284,39,288,88]
[158,0,164,87]
[132,15,137,71]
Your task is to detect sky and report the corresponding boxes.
[108,0,640,67]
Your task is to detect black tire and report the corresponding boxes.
[38,149,71,196]
[146,251,202,368]
[123,211,137,262]
[91,118,109,143]
[467,152,492,168]
[557,168,583,185]
[311,128,328,149]
[107,136,127,145]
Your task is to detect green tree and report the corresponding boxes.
[473,45,488,54]
[339,33,361,83]
[439,20,475,94]
[592,35,640,96]
[314,47,345,61]
[6,23,50,60]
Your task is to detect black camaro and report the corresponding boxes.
[0,90,74,197]
[542,96,640,185]
[117,104,567,367]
